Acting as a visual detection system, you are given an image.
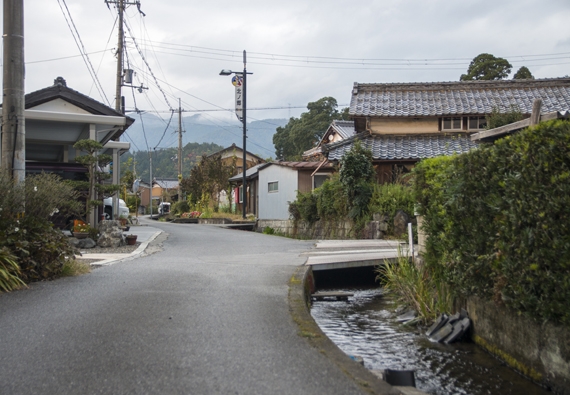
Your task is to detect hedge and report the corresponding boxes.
[414,120,570,326]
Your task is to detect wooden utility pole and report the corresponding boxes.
[177,99,183,202]
[2,0,26,183]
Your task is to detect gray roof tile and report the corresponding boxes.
[350,78,570,117]
[325,133,477,161]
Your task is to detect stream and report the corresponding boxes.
[310,287,551,395]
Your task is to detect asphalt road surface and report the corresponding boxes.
[0,220,369,395]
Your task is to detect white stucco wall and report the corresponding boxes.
[258,164,298,220]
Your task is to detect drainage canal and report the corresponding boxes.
[310,270,551,395]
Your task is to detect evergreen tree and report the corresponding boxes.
[460,53,512,81]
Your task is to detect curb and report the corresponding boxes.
[84,230,164,266]
[288,265,401,395]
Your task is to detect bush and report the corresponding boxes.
[290,192,319,223]
[315,174,347,221]
[370,183,415,220]
[125,195,140,213]
[171,200,190,216]
[0,247,26,292]
[415,119,570,326]
[0,171,79,282]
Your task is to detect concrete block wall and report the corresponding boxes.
[468,296,570,394]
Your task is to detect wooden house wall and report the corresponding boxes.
[369,118,438,134]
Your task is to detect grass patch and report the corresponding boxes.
[61,259,91,277]
[377,253,452,324]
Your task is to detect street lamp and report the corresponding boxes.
[220,50,252,220]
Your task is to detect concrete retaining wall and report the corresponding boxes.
[468,297,570,394]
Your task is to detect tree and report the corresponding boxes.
[460,53,512,81]
[273,97,350,160]
[180,153,237,211]
[513,66,534,80]
[486,105,524,130]
[339,140,375,222]
[73,139,120,222]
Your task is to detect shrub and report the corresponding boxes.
[171,200,190,216]
[0,171,79,282]
[262,227,275,235]
[415,119,570,325]
[314,174,347,221]
[125,195,140,213]
[0,247,26,292]
[291,191,319,223]
[370,183,415,220]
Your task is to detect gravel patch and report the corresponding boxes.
[79,242,141,255]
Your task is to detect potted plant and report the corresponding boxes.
[73,220,90,239]
[125,234,138,245]
[118,214,128,227]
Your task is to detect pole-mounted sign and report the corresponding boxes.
[232,75,244,122]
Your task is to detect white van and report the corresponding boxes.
[158,202,171,215]
[103,197,130,220]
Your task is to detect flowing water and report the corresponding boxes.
[311,287,551,395]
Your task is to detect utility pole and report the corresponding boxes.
[105,0,144,114]
[115,0,124,114]
[104,0,144,221]
[177,98,183,202]
[2,0,26,184]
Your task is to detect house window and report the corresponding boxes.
[313,174,329,190]
[468,116,487,130]
[442,117,463,130]
[239,185,243,203]
[268,181,278,193]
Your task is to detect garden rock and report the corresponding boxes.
[393,210,410,237]
[97,220,125,248]
[68,237,95,249]
[77,238,96,249]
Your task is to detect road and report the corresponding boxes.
[0,220,370,395]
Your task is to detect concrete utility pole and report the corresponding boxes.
[2,0,26,183]
[177,98,183,202]
[114,0,124,114]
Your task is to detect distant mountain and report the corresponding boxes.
[122,112,287,159]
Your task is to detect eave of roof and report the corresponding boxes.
[23,79,135,140]
[324,132,478,161]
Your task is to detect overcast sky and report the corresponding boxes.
[3,0,570,130]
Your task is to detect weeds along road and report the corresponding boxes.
[0,219,368,395]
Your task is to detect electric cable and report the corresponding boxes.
[56,0,111,106]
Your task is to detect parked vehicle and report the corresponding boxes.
[158,202,171,215]
[103,197,130,220]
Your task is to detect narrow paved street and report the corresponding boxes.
[0,220,369,395]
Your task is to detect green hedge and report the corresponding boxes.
[415,120,570,325]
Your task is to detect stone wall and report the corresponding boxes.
[256,218,390,240]
[467,296,570,394]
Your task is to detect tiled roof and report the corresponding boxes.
[325,133,478,161]
[350,78,570,117]
[154,178,179,189]
[330,120,356,139]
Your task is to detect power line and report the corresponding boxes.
[124,18,172,110]
[56,0,111,106]
[129,38,570,67]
